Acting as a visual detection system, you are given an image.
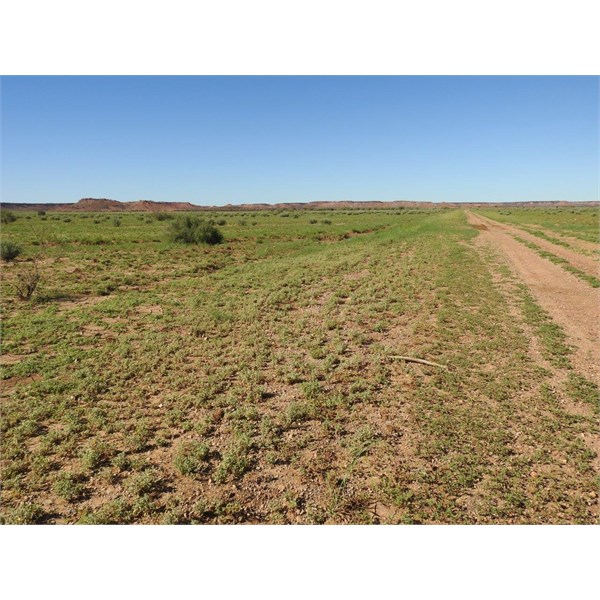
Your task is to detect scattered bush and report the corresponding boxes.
[124,469,162,496]
[174,440,210,475]
[214,435,251,483]
[113,217,121,227]
[216,219,227,226]
[309,219,318,224]
[53,472,85,502]
[14,262,41,300]
[170,216,224,245]
[111,452,132,472]
[286,401,314,424]
[321,219,332,225]
[154,212,173,221]
[1,241,22,261]
[78,499,131,524]
[0,503,45,524]
[130,419,153,451]
[79,440,111,471]
[1,210,17,224]
[37,210,46,216]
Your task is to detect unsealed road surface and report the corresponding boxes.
[467,211,600,384]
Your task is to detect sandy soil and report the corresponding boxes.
[467,212,600,384]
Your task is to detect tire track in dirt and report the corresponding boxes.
[469,234,599,479]
[476,214,600,279]
[466,211,600,384]
[524,225,600,257]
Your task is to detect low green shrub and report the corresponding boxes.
[1,241,22,261]
[53,472,85,502]
[173,440,210,475]
[1,210,17,224]
[170,216,224,245]
[154,212,173,221]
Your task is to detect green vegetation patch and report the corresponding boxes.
[1,206,597,524]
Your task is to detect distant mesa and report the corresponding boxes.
[75,198,200,212]
[1,197,598,212]
[0,198,202,212]
[76,198,124,211]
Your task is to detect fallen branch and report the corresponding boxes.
[390,355,448,370]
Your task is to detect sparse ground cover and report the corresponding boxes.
[1,207,598,524]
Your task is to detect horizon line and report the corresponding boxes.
[2,198,599,208]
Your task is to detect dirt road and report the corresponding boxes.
[525,225,600,257]
[476,214,599,278]
[467,211,600,383]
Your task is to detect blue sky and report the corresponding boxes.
[1,76,598,204]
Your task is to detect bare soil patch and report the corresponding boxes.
[57,296,108,312]
[0,354,28,366]
[137,305,164,315]
[1,374,42,394]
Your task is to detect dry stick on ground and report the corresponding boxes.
[390,355,448,369]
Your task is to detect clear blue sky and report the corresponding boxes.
[1,76,598,204]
